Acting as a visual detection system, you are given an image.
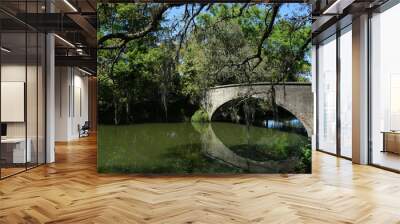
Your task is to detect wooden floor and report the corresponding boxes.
[1,167,26,178]
[372,150,400,171]
[1,135,400,224]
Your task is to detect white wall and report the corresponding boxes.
[55,66,89,141]
[72,72,89,138]
[1,64,26,139]
[55,66,70,141]
[1,82,25,122]
[1,62,46,164]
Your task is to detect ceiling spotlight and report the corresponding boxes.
[1,47,11,53]
[63,0,78,12]
[76,49,84,55]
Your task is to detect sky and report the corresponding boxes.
[165,3,311,22]
[163,3,310,35]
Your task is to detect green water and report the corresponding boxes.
[98,122,310,174]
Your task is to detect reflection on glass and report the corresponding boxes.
[27,31,38,169]
[317,35,337,154]
[0,0,47,179]
[340,26,352,158]
[1,31,27,177]
[371,4,400,171]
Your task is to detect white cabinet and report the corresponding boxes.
[1,138,32,163]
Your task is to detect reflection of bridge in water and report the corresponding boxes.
[195,123,299,173]
[204,82,313,137]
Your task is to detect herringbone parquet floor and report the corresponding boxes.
[1,135,400,224]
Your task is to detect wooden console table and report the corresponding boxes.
[382,131,400,154]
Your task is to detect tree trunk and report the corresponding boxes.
[125,101,129,124]
[113,99,119,125]
[271,85,278,121]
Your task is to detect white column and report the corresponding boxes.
[352,14,369,164]
[46,32,55,163]
[46,34,55,163]
[311,45,317,151]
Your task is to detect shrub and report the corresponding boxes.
[191,109,210,123]
[294,142,312,173]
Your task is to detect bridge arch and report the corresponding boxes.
[196,123,300,173]
[204,83,313,137]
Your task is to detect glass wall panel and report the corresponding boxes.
[317,35,337,154]
[339,26,352,158]
[26,0,46,169]
[0,30,27,177]
[38,0,46,165]
[0,1,46,179]
[371,4,400,171]
[27,31,38,169]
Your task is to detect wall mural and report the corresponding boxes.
[97,3,312,174]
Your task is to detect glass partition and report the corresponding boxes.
[0,1,46,179]
[317,34,337,154]
[0,30,28,177]
[27,31,38,169]
[370,3,400,171]
[339,25,352,158]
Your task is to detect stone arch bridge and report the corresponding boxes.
[204,82,313,136]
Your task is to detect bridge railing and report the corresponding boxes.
[209,82,311,89]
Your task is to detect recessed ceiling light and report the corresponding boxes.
[322,0,354,15]
[54,34,75,48]
[63,0,78,12]
[1,47,11,53]
[78,67,93,76]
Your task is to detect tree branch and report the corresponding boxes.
[98,4,181,47]
[176,4,207,61]
[233,4,280,70]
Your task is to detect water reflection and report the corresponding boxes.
[255,119,307,136]
[98,122,311,174]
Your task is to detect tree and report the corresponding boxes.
[97,3,311,125]
[178,4,311,119]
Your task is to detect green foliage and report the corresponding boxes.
[97,3,312,174]
[179,3,311,101]
[97,3,311,124]
[295,141,312,173]
[98,4,185,124]
[191,109,210,123]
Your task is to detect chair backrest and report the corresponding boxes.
[83,121,90,129]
